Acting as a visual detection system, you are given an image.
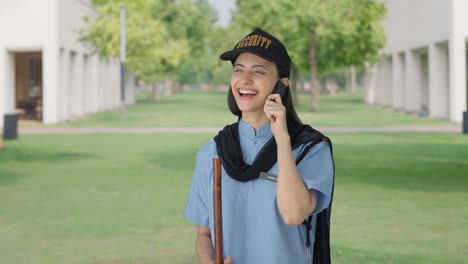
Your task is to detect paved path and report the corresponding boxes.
[19,125,462,135]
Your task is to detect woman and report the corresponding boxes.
[184,28,334,264]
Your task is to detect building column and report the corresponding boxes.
[0,49,15,127]
[364,62,377,105]
[42,0,60,125]
[110,59,118,109]
[89,54,99,113]
[392,52,405,109]
[98,57,105,111]
[375,59,385,105]
[43,45,60,124]
[106,59,112,110]
[69,51,77,117]
[420,52,429,113]
[449,0,468,122]
[429,43,450,119]
[103,59,110,110]
[59,48,69,121]
[0,48,5,127]
[113,58,120,108]
[75,52,84,116]
[448,36,467,122]
[109,59,116,109]
[382,56,393,107]
[82,54,90,114]
[405,50,421,112]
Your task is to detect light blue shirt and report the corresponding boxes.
[184,120,334,264]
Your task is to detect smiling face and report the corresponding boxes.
[230,52,279,116]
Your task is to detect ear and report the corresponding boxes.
[280,78,289,87]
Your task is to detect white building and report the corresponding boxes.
[366,0,468,123]
[0,0,135,126]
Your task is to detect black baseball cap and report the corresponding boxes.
[220,28,291,78]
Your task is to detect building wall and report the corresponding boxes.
[383,0,450,53]
[59,0,95,53]
[0,1,56,47]
[0,0,135,127]
[0,0,56,125]
[369,0,468,122]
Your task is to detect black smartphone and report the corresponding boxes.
[272,81,287,100]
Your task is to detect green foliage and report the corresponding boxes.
[155,0,224,83]
[81,0,227,84]
[83,0,386,86]
[313,0,387,71]
[81,0,189,82]
[233,0,386,75]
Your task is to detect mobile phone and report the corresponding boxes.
[272,80,287,100]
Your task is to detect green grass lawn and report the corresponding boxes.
[46,90,456,128]
[1,133,467,264]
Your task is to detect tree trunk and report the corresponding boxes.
[164,78,173,96]
[152,83,160,101]
[175,81,181,93]
[326,77,339,96]
[350,65,357,94]
[309,40,320,111]
[320,78,326,95]
[345,69,351,93]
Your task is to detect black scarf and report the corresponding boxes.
[213,122,334,264]
[213,123,323,181]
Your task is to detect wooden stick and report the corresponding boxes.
[212,158,223,264]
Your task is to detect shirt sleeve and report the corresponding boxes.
[296,141,334,215]
[183,144,211,227]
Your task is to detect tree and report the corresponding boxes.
[292,0,386,110]
[81,0,189,98]
[155,0,221,86]
[83,0,230,97]
[233,0,386,111]
[231,0,303,102]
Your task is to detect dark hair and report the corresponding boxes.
[227,83,303,127]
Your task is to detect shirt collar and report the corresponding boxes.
[238,120,272,139]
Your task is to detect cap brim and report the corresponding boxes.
[219,49,244,61]
[220,49,274,63]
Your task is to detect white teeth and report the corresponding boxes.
[239,89,257,95]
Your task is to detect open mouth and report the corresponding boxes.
[238,89,258,97]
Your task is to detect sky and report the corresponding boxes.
[207,0,236,27]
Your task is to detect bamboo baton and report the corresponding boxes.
[212,158,223,264]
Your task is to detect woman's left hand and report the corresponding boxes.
[264,94,288,140]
